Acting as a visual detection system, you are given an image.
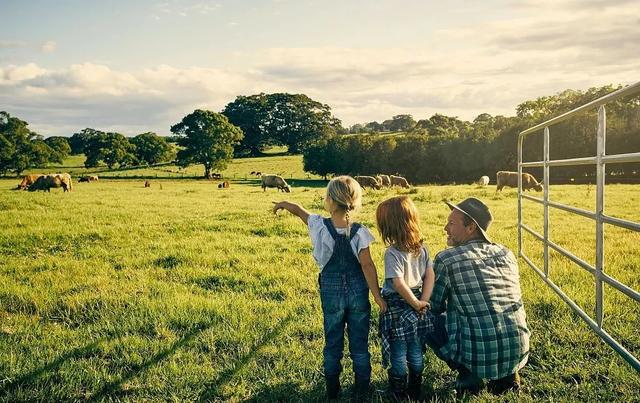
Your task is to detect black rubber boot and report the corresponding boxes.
[325,375,341,400]
[407,369,425,402]
[488,371,521,395]
[388,370,408,401]
[455,367,484,396]
[352,376,370,402]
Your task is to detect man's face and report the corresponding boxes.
[445,209,475,246]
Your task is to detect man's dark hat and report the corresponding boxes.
[444,197,493,243]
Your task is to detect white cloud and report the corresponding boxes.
[41,41,56,53]
[2,0,639,135]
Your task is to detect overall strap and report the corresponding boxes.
[323,218,361,241]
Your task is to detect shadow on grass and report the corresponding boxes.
[87,323,212,402]
[0,339,104,399]
[197,315,296,402]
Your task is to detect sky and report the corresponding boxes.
[1,0,639,137]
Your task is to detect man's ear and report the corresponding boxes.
[466,221,478,236]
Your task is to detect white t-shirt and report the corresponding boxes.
[307,214,375,271]
[381,245,432,295]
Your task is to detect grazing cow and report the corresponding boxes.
[354,175,381,190]
[218,181,230,189]
[211,173,222,179]
[28,173,72,192]
[144,180,151,188]
[390,175,410,188]
[254,171,262,176]
[18,174,43,190]
[261,174,290,192]
[476,175,490,186]
[79,175,99,183]
[496,171,543,192]
[378,174,391,187]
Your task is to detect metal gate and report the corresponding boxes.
[517,81,640,372]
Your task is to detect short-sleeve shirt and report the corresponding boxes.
[307,214,375,271]
[381,245,432,295]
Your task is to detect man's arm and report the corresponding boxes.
[272,201,311,225]
[429,257,449,314]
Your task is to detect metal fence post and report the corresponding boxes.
[595,105,606,327]
[544,127,550,277]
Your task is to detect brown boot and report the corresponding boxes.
[488,371,521,395]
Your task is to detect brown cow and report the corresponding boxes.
[28,173,72,192]
[354,176,381,190]
[144,180,151,188]
[218,181,230,189]
[79,175,99,183]
[496,171,542,192]
[18,174,43,190]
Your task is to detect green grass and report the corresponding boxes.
[1,155,639,402]
[22,151,321,181]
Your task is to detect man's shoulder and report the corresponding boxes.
[434,241,514,264]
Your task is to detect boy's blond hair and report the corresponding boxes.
[326,176,362,237]
[376,195,423,254]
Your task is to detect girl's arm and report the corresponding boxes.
[358,247,387,314]
[420,265,435,307]
[392,276,428,313]
[272,201,311,225]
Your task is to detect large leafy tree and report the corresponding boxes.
[0,111,55,175]
[44,136,72,164]
[222,94,271,157]
[130,132,175,165]
[265,93,340,154]
[69,128,101,155]
[223,93,340,155]
[84,131,137,169]
[171,109,243,178]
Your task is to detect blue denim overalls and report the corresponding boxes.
[319,218,371,381]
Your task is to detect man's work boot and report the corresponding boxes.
[455,367,484,396]
[488,371,521,395]
[407,369,425,402]
[325,375,341,400]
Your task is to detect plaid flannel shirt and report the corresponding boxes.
[379,289,435,368]
[430,240,530,380]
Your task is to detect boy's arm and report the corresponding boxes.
[358,247,387,314]
[392,277,428,312]
[272,201,311,225]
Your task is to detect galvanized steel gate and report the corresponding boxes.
[517,81,640,372]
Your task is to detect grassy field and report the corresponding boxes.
[1,155,639,402]
[23,152,322,181]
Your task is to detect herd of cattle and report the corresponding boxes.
[14,170,544,193]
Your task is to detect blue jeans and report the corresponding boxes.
[319,273,372,379]
[389,334,424,377]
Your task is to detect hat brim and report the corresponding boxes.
[445,201,492,243]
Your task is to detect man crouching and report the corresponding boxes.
[427,197,530,396]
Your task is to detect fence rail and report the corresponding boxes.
[518,81,640,372]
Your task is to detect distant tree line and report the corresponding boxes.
[2,86,638,181]
[304,85,640,183]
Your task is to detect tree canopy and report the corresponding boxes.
[0,111,57,175]
[130,132,175,165]
[171,109,243,178]
[223,93,341,156]
[84,131,137,169]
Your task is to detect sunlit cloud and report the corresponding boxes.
[41,40,56,53]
